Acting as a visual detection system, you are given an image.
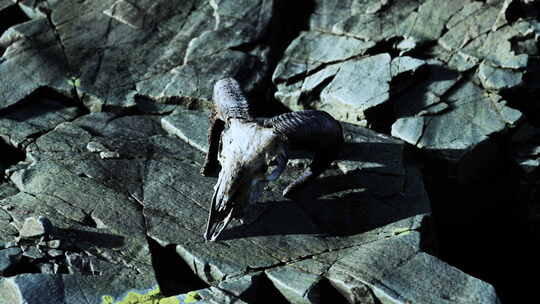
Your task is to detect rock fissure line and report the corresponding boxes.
[40,7,73,78]
[129,193,150,237]
[238,229,420,278]
[154,180,209,212]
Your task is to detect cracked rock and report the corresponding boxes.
[254,216,499,304]
[18,216,53,239]
[0,0,525,302]
[478,61,524,90]
[327,270,377,304]
[265,265,322,304]
[0,273,159,304]
[391,56,426,77]
[1,104,497,302]
[325,231,499,304]
[0,274,65,304]
[1,0,273,111]
[0,247,22,275]
[392,81,522,165]
[329,0,419,41]
[0,94,84,149]
[0,19,73,110]
[511,123,540,173]
[22,246,45,259]
[273,31,375,84]
[4,106,435,303]
[318,53,392,126]
[161,108,211,153]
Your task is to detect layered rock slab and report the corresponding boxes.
[0,0,274,112]
[0,104,503,302]
[160,109,499,303]
[0,109,186,302]
[273,0,529,174]
[264,217,499,304]
[0,0,517,301]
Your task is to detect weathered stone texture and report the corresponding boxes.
[1,0,531,302]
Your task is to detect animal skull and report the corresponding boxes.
[201,78,343,241]
[205,119,287,241]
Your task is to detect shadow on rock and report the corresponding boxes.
[218,130,428,240]
[52,228,125,250]
[219,170,423,240]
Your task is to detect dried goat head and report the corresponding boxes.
[201,78,343,241]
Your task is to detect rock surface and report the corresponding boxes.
[0,103,495,303]
[273,0,534,166]
[2,0,538,303]
[18,216,53,239]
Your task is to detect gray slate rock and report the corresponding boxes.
[0,0,12,11]
[222,215,499,304]
[0,247,22,275]
[0,0,518,302]
[18,216,53,239]
[273,0,528,175]
[0,0,273,111]
[325,230,500,304]
[274,64,341,113]
[392,81,522,164]
[327,269,377,304]
[511,123,540,173]
[0,272,160,304]
[273,31,375,83]
[0,101,500,303]
[0,19,73,110]
[478,61,524,90]
[45,240,61,249]
[318,53,391,126]
[8,107,435,301]
[329,0,420,42]
[161,108,211,153]
[22,246,45,259]
[47,249,63,258]
[0,97,83,149]
[193,286,249,304]
[0,274,65,304]
[265,265,322,304]
[391,56,426,77]
[0,195,18,243]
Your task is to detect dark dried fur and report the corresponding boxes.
[263,110,343,149]
[261,110,343,197]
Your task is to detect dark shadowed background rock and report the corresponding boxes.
[1,0,539,303]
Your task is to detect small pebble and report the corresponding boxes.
[86,141,108,153]
[48,249,64,258]
[47,240,62,249]
[100,151,121,159]
[37,262,55,274]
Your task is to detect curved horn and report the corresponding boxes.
[201,78,254,176]
[213,78,254,121]
[261,110,343,197]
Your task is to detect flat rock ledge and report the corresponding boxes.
[273,0,536,177]
[0,0,524,303]
[0,102,499,303]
